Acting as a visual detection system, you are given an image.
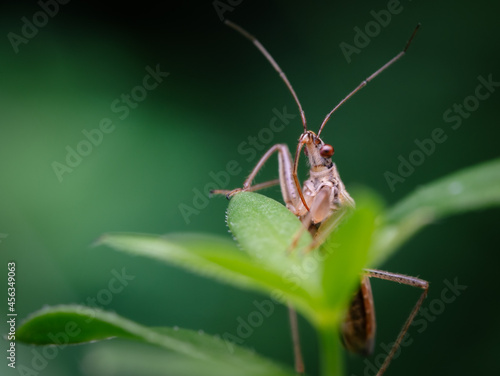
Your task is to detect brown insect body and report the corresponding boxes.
[285,130,355,224]
[341,276,376,356]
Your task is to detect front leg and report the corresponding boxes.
[211,179,281,199]
[211,144,308,216]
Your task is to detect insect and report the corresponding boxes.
[212,20,429,376]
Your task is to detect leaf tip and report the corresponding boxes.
[91,235,106,248]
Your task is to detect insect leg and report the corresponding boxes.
[364,269,429,376]
[211,144,307,216]
[211,179,280,196]
[288,302,305,374]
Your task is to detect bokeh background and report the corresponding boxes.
[1,1,499,375]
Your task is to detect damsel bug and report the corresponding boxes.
[212,20,428,376]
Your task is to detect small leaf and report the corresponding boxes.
[371,158,500,266]
[17,305,297,376]
[97,232,317,318]
[387,158,500,221]
[318,194,379,324]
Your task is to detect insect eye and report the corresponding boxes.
[320,144,334,158]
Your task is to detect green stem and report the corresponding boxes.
[319,325,343,376]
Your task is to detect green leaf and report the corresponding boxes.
[319,195,379,324]
[371,158,500,266]
[387,158,500,221]
[227,192,313,268]
[17,305,297,376]
[97,232,316,319]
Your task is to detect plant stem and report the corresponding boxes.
[319,325,343,376]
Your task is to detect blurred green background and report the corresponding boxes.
[0,1,499,375]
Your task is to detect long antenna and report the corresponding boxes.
[317,24,421,137]
[224,20,307,131]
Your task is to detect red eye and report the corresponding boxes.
[320,144,334,158]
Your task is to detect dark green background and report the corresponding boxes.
[1,1,498,375]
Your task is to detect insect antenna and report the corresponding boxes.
[225,20,307,131]
[317,24,421,137]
